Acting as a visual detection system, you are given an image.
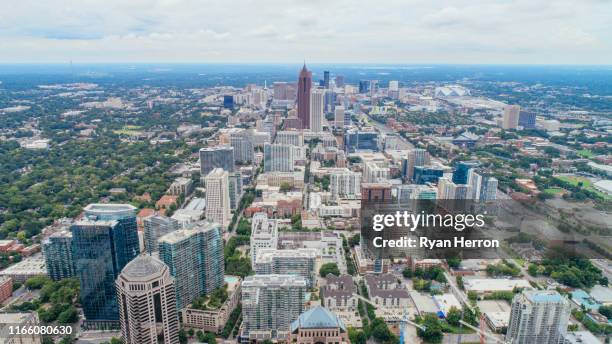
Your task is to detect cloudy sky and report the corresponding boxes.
[0,0,610,64]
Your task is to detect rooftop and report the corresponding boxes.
[290,306,346,332]
[121,254,167,279]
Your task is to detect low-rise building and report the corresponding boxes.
[0,276,13,303]
[181,276,242,333]
[364,274,410,308]
[288,306,349,344]
[321,274,357,311]
[463,278,531,296]
[0,255,47,283]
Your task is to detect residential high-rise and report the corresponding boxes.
[230,130,254,164]
[228,172,243,210]
[388,80,399,91]
[116,255,180,344]
[502,105,520,130]
[42,230,75,281]
[363,161,390,183]
[330,169,361,200]
[250,213,278,266]
[72,203,139,323]
[253,249,317,287]
[334,75,344,88]
[297,64,312,129]
[264,143,295,172]
[199,146,235,176]
[452,160,479,185]
[275,130,304,147]
[309,89,325,133]
[468,170,498,201]
[158,221,224,310]
[143,216,180,255]
[204,168,232,230]
[334,106,345,129]
[506,290,570,344]
[401,148,430,182]
[241,274,307,342]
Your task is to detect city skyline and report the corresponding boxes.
[0,0,611,64]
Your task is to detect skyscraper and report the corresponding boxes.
[452,160,479,185]
[230,130,254,164]
[401,148,430,182]
[309,88,325,133]
[468,170,498,201]
[334,106,345,129]
[297,64,312,129]
[158,221,224,310]
[199,146,235,176]
[519,110,536,129]
[143,216,180,255]
[275,130,304,146]
[264,143,295,172]
[506,290,570,344]
[241,274,307,342]
[42,230,75,281]
[323,71,330,89]
[204,168,231,230]
[502,105,520,130]
[72,203,139,323]
[116,255,180,344]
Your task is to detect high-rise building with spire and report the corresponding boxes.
[297,63,312,129]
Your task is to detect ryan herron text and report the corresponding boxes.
[372,236,499,249]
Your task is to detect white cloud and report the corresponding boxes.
[0,0,610,63]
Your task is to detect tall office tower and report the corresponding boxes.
[343,129,380,153]
[330,169,361,200]
[452,160,479,185]
[413,165,444,185]
[42,230,75,281]
[468,170,498,201]
[334,106,345,129]
[199,146,235,176]
[401,148,430,182]
[309,88,325,133]
[518,110,536,129]
[241,274,307,342]
[144,216,179,255]
[250,212,278,266]
[72,203,139,323]
[323,71,330,88]
[334,75,345,88]
[116,255,180,344]
[223,95,234,109]
[204,168,231,230]
[253,248,317,287]
[158,221,224,310]
[273,82,289,100]
[297,64,312,129]
[369,80,379,96]
[388,80,399,91]
[359,80,370,94]
[275,130,304,146]
[230,130,254,164]
[228,172,243,210]
[264,143,295,172]
[502,105,520,130]
[506,290,570,344]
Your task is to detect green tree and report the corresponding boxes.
[319,263,340,277]
[446,306,461,326]
[418,314,443,343]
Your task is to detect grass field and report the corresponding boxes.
[555,175,610,200]
[576,149,594,158]
[113,125,144,136]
